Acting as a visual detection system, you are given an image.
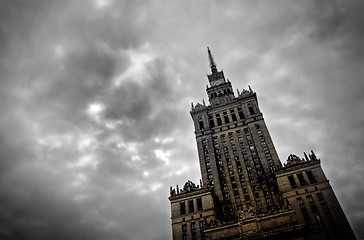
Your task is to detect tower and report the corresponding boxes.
[190,47,282,220]
[169,48,356,240]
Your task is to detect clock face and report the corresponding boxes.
[212,80,222,86]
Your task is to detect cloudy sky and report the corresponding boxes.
[0,0,363,239]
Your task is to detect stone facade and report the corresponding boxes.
[169,48,356,240]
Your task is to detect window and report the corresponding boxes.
[261,184,267,189]
[306,170,316,184]
[237,107,244,119]
[267,159,272,164]
[197,198,203,211]
[218,160,222,165]
[225,193,230,198]
[306,195,313,203]
[199,118,204,130]
[199,220,205,228]
[297,197,304,205]
[248,104,255,115]
[206,161,211,166]
[180,202,186,215]
[182,234,188,240]
[223,112,229,124]
[234,190,239,196]
[250,146,255,150]
[257,130,262,135]
[257,200,262,206]
[209,115,215,128]
[191,222,196,230]
[246,166,252,171]
[224,185,228,191]
[241,181,246,186]
[236,198,241,203]
[316,193,323,201]
[188,200,194,213]
[230,109,237,121]
[250,179,255,184]
[207,168,212,172]
[243,188,248,193]
[254,193,260,198]
[266,198,272,204]
[297,173,307,186]
[216,114,222,126]
[265,153,270,157]
[261,141,266,146]
[228,164,232,169]
[288,175,297,188]
[192,232,197,240]
[182,224,187,232]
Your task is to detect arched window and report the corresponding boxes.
[248,104,255,115]
[199,118,204,130]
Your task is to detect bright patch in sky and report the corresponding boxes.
[114,47,155,86]
[53,45,65,59]
[154,149,170,165]
[95,0,112,9]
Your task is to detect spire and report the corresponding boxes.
[207,47,217,73]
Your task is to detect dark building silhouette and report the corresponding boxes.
[169,48,356,240]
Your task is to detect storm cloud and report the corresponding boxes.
[0,0,363,239]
